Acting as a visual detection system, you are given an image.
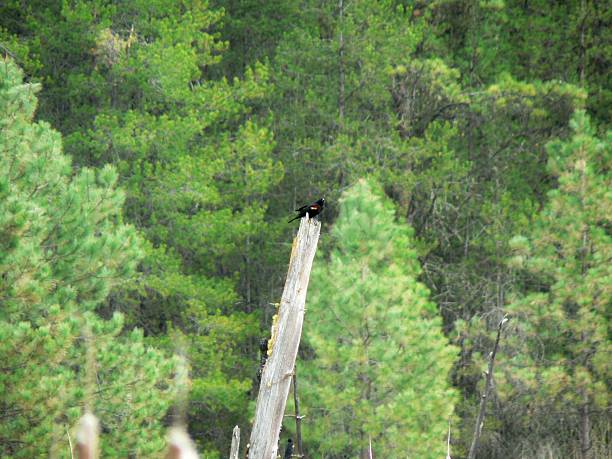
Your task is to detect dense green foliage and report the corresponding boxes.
[1,0,610,457]
[301,180,457,458]
[0,60,174,457]
[501,112,610,458]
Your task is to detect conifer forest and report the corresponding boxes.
[1,1,610,458]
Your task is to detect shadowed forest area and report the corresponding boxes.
[0,1,610,458]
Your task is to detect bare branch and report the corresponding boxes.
[467,314,509,459]
[446,419,451,459]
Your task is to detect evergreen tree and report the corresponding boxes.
[0,58,174,458]
[301,179,457,458]
[76,4,282,451]
[210,0,302,77]
[2,1,609,455]
[501,111,610,458]
[2,3,284,452]
[429,0,610,127]
[267,0,462,198]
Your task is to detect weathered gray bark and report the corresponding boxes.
[467,314,509,459]
[229,426,240,459]
[247,217,321,459]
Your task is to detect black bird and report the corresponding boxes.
[288,198,325,223]
[283,438,294,459]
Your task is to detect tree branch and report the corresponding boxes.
[467,314,509,459]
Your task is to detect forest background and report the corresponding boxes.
[0,0,610,458]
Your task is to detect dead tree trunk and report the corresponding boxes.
[580,392,592,459]
[248,217,321,459]
[467,314,509,459]
[229,426,240,459]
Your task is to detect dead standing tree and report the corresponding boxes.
[229,426,240,459]
[248,217,321,459]
[467,314,509,459]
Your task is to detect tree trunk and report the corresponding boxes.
[248,218,321,459]
[467,315,508,459]
[578,0,587,85]
[338,0,345,124]
[580,393,592,459]
[229,426,240,459]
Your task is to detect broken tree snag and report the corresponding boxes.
[229,426,240,459]
[467,314,509,459]
[248,217,321,459]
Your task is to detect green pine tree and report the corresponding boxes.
[300,179,457,458]
[429,0,610,126]
[502,111,611,458]
[1,3,284,452]
[0,58,175,458]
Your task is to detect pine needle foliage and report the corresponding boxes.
[502,111,611,457]
[301,179,457,458]
[0,59,175,458]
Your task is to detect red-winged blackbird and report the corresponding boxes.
[288,198,325,223]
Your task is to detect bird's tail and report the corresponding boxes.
[287,216,301,223]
